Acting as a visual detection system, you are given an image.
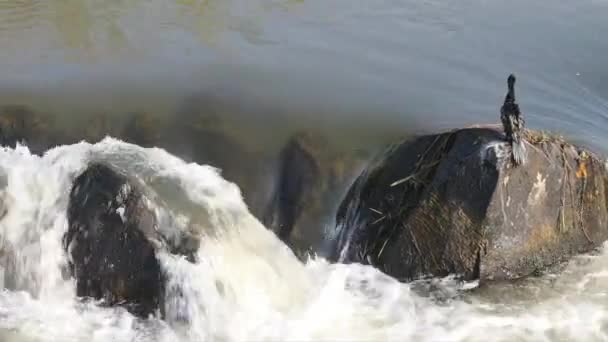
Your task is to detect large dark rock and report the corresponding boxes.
[264,132,366,256]
[64,163,196,317]
[334,127,608,282]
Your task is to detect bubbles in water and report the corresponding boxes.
[1,139,608,341]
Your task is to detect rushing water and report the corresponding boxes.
[1,139,608,342]
[1,140,608,342]
[1,0,608,341]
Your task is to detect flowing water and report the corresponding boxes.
[1,0,608,341]
[2,139,608,342]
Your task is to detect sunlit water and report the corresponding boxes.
[1,0,608,341]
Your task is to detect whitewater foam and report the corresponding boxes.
[1,139,608,341]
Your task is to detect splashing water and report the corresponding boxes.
[1,139,608,341]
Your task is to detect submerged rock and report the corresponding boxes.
[0,105,57,154]
[264,132,365,256]
[334,127,608,282]
[121,112,162,148]
[165,104,271,216]
[64,163,197,317]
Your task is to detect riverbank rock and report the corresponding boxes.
[264,132,366,256]
[334,127,608,282]
[64,163,197,317]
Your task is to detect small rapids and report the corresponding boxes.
[1,139,608,341]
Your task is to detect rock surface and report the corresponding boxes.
[64,163,196,317]
[334,127,608,282]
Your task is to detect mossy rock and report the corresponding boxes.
[334,127,608,282]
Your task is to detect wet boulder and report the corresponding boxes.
[64,163,197,317]
[264,132,366,256]
[334,127,608,282]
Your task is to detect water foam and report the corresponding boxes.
[1,139,608,341]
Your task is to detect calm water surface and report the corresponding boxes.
[0,0,606,150]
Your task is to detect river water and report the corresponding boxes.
[1,0,608,341]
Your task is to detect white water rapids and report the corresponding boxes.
[1,139,608,341]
